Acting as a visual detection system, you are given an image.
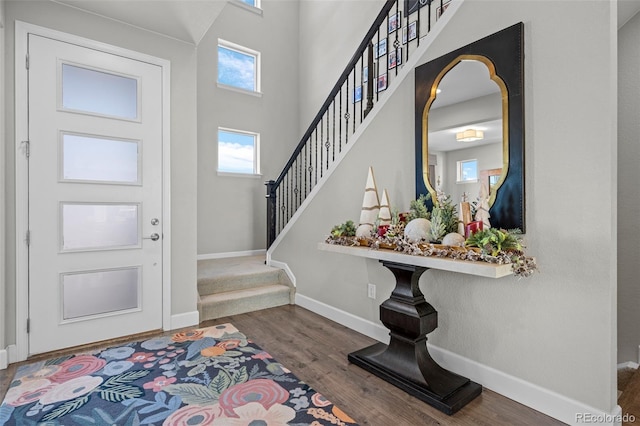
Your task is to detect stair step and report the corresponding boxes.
[198,257,286,296]
[198,284,292,321]
[198,268,284,296]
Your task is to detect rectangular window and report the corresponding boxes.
[62,267,140,320]
[61,203,139,251]
[61,63,138,119]
[457,159,478,183]
[240,0,260,8]
[61,133,140,184]
[218,128,260,175]
[217,40,260,93]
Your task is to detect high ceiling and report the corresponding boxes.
[52,0,227,45]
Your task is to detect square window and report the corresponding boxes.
[218,129,260,175]
[217,41,260,93]
[457,159,478,183]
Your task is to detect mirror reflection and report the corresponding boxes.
[425,57,507,207]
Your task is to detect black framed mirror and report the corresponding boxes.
[415,22,525,232]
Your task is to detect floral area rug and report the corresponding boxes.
[0,324,358,425]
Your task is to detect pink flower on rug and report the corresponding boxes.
[127,352,157,363]
[171,329,205,343]
[19,364,61,381]
[49,355,106,383]
[202,324,239,339]
[3,379,53,407]
[216,339,241,350]
[213,402,295,426]
[163,403,226,425]
[311,392,332,407]
[143,375,177,392]
[39,375,103,405]
[219,379,289,417]
[251,351,272,360]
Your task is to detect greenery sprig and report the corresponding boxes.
[465,228,523,256]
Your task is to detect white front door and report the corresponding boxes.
[27,34,164,355]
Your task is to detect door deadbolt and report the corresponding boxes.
[151,218,160,225]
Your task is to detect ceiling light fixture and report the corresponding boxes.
[456,129,484,142]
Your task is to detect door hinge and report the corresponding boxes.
[21,140,30,158]
[27,318,30,334]
[26,54,29,70]
[26,230,31,246]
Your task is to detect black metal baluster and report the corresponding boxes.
[360,57,364,122]
[394,0,399,77]
[298,155,302,207]
[364,43,374,118]
[338,88,342,157]
[352,68,356,133]
[328,104,332,170]
[375,30,380,103]
[320,117,324,178]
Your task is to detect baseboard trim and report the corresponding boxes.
[197,250,266,261]
[169,311,200,330]
[618,361,639,370]
[295,294,389,343]
[295,294,619,426]
[0,349,7,370]
[268,260,297,287]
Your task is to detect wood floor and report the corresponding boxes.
[0,305,565,425]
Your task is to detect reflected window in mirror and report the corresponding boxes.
[457,159,478,183]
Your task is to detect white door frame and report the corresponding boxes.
[14,21,172,362]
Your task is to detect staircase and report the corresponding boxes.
[197,256,294,321]
[266,0,452,247]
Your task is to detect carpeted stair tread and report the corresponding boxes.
[198,284,291,321]
[198,268,284,296]
[619,367,640,423]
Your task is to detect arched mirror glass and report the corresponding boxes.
[414,23,525,231]
[425,56,507,208]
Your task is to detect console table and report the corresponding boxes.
[317,243,512,414]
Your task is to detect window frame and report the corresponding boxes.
[232,0,262,11]
[217,40,261,95]
[217,127,261,177]
[456,159,478,183]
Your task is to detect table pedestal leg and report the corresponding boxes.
[348,261,481,414]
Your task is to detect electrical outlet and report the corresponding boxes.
[367,283,376,299]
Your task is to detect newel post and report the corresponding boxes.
[265,180,277,247]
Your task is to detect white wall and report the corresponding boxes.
[298,0,386,133]
[197,1,301,255]
[618,10,640,364]
[273,0,617,416]
[3,0,198,345]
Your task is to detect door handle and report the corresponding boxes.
[143,233,160,241]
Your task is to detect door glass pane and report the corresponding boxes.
[62,133,140,184]
[62,204,139,251]
[62,63,138,119]
[62,268,140,320]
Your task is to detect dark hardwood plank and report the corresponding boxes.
[0,305,564,425]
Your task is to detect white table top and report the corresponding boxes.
[318,242,513,279]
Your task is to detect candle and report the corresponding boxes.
[465,221,483,238]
